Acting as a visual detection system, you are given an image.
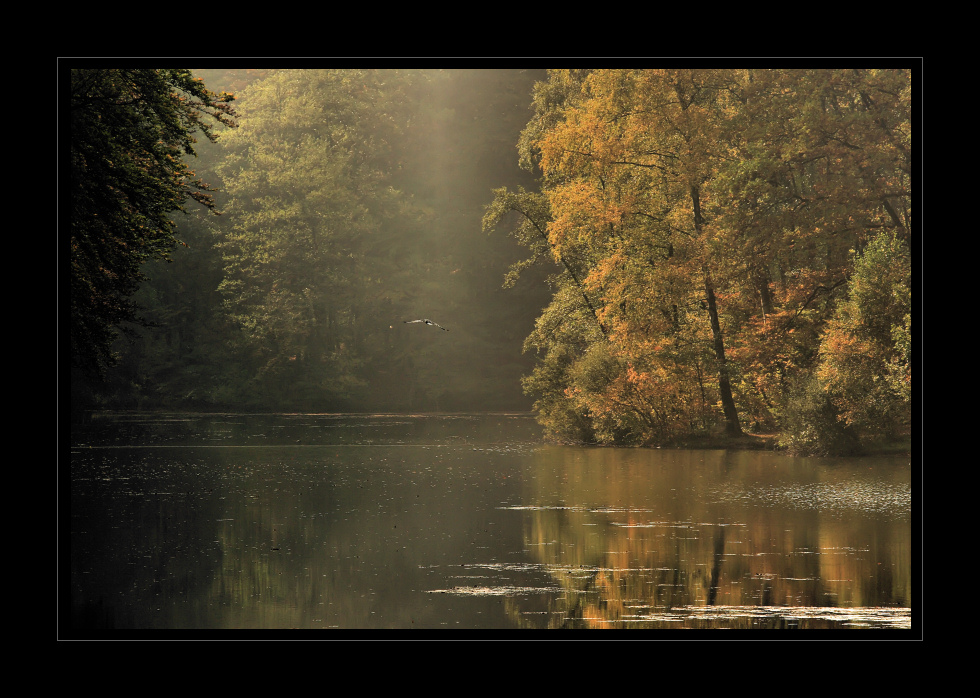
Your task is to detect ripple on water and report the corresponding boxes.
[711,480,911,518]
[621,605,912,629]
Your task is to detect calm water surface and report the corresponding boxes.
[68,413,913,631]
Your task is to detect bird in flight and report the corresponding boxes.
[404,319,449,331]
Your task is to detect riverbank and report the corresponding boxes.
[666,432,778,451]
[665,430,912,456]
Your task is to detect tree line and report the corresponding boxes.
[69,67,913,455]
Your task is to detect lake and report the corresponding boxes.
[67,412,914,632]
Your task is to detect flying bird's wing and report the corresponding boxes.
[404,319,449,331]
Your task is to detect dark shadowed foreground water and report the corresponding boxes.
[68,413,913,632]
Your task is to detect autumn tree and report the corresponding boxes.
[713,68,912,447]
[488,67,912,450]
[70,68,236,382]
[487,69,749,443]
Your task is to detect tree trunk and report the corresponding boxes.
[691,185,743,437]
[703,267,743,436]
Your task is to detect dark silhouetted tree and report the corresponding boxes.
[70,68,236,380]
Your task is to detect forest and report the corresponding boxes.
[69,67,913,456]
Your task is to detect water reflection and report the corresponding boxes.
[504,447,911,628]
[68,413,913,631]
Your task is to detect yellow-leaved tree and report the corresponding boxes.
[486,67,912,451]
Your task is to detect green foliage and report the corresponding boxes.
[516,282,603,442]
[211,69,429,409]
[84,68,551,414]
[817,230,912,434]
[70,68,236,379]
[776,375,861,456]
[888,312,912,404]
[482,186,555,289]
